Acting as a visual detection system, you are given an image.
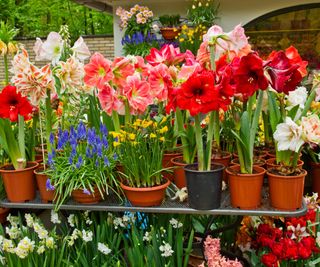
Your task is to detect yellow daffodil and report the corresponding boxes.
[159,137,165,142]
[150,133,157,138]
[128,133,136,141]
[110,131,120,138]
[159,126,168,134]
[113,141,121,147]
[160,117,167,124]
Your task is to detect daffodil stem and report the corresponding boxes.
[45,88,52,154]
[195,114,204,171]
[3,54,9,85]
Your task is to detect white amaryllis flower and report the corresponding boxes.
[37,32,64,65]
[287,224,309,240]
[301,114,320,144]
[71,36,90,61]
[159,242,174,257]
[273,117,304,152]
[97,242,112,255]
[286,86,308,110]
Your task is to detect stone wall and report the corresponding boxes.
[0,35,114,84]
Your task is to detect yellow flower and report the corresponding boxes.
[160,117,167,124]
[141,120,153,128]
[110,131,120,138]
[133,119,142,127]
[159,137,165,142]
[7,42,18,55]
[0,40,7,56]
[159,126,168,134]
[113,141,121,147]
[128,133,136,141]
[150,133,157,138]
[179,38,185,42]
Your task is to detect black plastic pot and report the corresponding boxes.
[184,163,224,210]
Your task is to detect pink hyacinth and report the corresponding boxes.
[84,52,113,89]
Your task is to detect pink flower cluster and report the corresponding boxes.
[199,236,243,267]
[116,5,153,29]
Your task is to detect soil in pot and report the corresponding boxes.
[71,186,103,204]
[120,179,170,207]
[0,162,38,202]
[230,157,266,168]
[34,166,56,203]
[226,165,266,209]
[266,158,304,171]
[267,168,306,210]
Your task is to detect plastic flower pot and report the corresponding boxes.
[162,151,182,181]
[211,151,232,183]
[160,27,181,40]
[71,186,103,204]
[184,163,224,210]
[171,156,188,189]
[34,166,55,203]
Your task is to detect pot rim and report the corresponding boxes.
[184,163,225,173]
[0,161,39,173]
[226,165,266,176]
[120,178,170,192]
[266,169,307,178]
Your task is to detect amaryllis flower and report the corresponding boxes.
[176,69,233,116]
[266,50,303,94]
[261,253,278,267]
[273,117,304,152]
[71,36,91,61]
[84,53,113,89]
[284,46,308,77]
[10,48,31,75]
[111,56,135,88]
[0,85,33,122]
[122,75,153,114]
[149,63,172,101]
[145,44,185,66]
[98,84,124,116]
[301,114,320,144]
[287,224,309,240]
[231,53,268,100]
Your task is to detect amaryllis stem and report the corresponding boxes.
[194,114,204,171]
[18,115,26,168]
[45,88,52,154]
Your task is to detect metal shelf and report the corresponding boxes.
[0,187,307,217]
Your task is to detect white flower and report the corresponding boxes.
[15,237,35,258]
[2,239,14,253]
[170,187,188,202]
[7,215,19,227]
[33,37,45,61]
[82,230,93,242]
[68,214,76,227]
[45,237,55,248]
[98,242,112,255]
[301,114,320,144]
[316,232,320,247]
[6,226,21,239]
[25,214,34,228]
[67,229,81,246]
[159,242,174,257]
[40,32,64,65]
[143,231,151,242]
[37,245,45,254]
[152,24,160,32]
[71,36,91,61]
[83,210,92,225]
[38,229,49,240]
[286,86,308,110]
[50,210,61,224]
[273,117,304,152]
[113,217,125,229]
[169,218,183,229]
[287,224,310,240]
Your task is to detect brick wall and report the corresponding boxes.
[0,35,114,84]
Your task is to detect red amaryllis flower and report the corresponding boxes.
[283,238,298,260]
[297,242,312,259]
[231,53,268,101]
[266,50,303,94]
[261,253,278,267]
[145,44,186,66]
[271,241,285,259]
[176,69,232,116]
[0,85,33,122]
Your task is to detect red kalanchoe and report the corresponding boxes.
[266,50,304,95]
[261,253,278,267]
[0,85,33,122]
[231,53,268,101]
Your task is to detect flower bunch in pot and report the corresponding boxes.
[111,118,170,207]
[267,69,320,210]
[158,14,181,41]
[45,121,120,210]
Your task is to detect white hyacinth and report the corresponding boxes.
[169,218,183,229]
[97,242,112,255]
[50,210,61,224]
[159,242,174,257]
[82,230,93,242]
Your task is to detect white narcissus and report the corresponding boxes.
[71,36,91,61]
[301,114,320,144]
[286,86,308,110]
[273,117,304,152]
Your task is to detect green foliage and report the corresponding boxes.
[159,14,181,27]
[0,0,113,38]
[187,0,219,28]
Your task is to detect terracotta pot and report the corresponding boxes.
[171,156,187,188]
[211,151,232,183]
[253,149,268,159]
[266,158,304,171]
[266,151,276,159]
[0,207,10,224]
[34,167,55,203]
[267,169,307,210]
[0,162,38,202]
[71,186,103,204]
[162,151,182,181]
[160,27,181,40]
[230,158,266,168]
[226,165,266,209]
[120,179,170,207]
[311,162,320,196]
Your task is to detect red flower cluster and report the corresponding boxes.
[254,209,319,267]
[0,85,33,122]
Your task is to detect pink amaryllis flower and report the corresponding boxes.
[98,84,125,115]
[145,44,186,66]
[10,48,31,75]
[111,56,135,88]
[84,53,113,89]
[71,36,91,61]
[122,75,153,114]
[149,63,172,102]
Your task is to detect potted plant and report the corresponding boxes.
[0,85,39,202]
[158,14,181,40]
[45,121,120,210]
[112,118,170,207]
[187,0,219,29]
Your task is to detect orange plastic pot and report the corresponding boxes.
[171,156,187,188]
[267,169,307,210]
[230,158,266,168]
[0,162,38,202]
[226,165,266,209]
[34,167,55,203]
[71,186,103,204]
[120,179,170,207]
[211,151,232,183]
[0,208,10,224]
[311,162,320,196]
[162,151,182,181]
